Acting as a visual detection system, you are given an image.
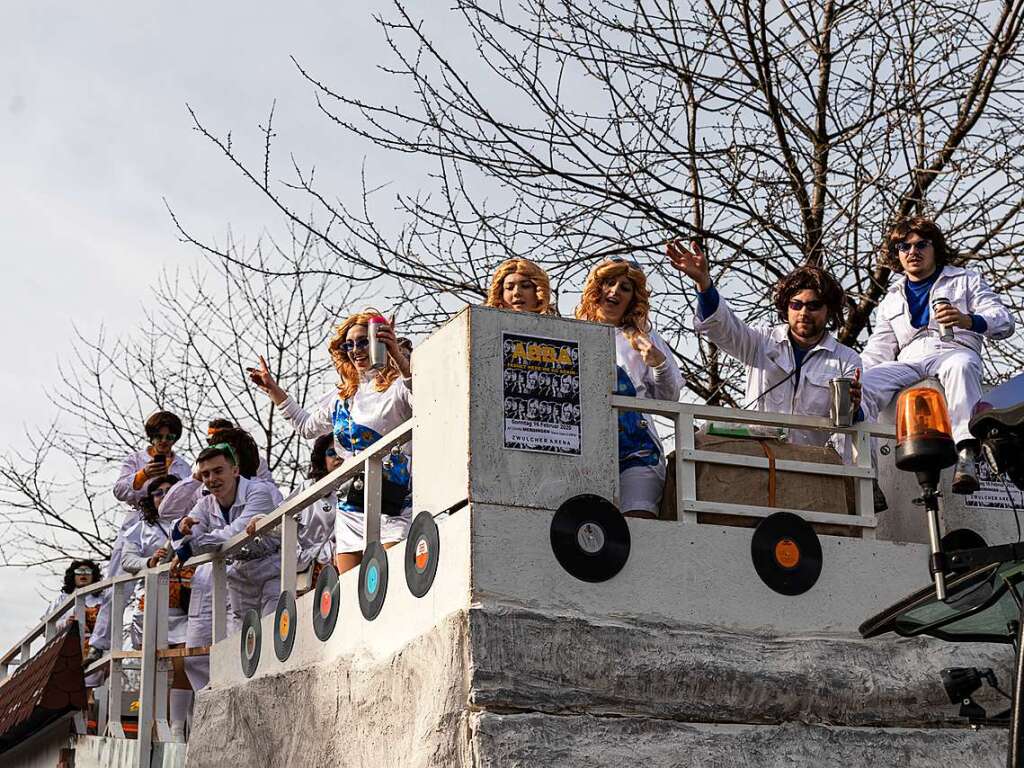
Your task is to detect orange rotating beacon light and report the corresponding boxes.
[894,387,958,600]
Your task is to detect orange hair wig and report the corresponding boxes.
[574,260,652,346]
[485,258,556,315]
[328,309,402,400]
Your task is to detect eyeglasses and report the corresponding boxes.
[788,299,825,312]
[73,567,93,576]
[324,447,338,458]
[151,488,168,498]
[339,338,371,353]
[151,433,179,442]
[896,239,932,253]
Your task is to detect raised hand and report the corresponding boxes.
[666,240,712,291]
[634,332,667,369]
[377,315,412,378]
[247,355,287,404]
[850,368,862,413]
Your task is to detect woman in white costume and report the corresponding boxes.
[120,475,193,738]
[249,310,412,574]
[576,257,683,518]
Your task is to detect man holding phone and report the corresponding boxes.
[87,411,192,665]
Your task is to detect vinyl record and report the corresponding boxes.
[750,512,822,596]
[273,590,297,662]
[239,609,261,679]
[549,494,630,583]
[358,541,389,621]
[312,564,340,641]
[405,511,440,598]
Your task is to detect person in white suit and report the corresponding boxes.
[860,216,1015,494]
[666,241,864,453]
[575,257,684,518]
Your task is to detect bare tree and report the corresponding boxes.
[180,0,1024,404]
[0,231,363,568]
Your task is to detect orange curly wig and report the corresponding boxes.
[485,258,556,315]
[328,310,403,400]
[575,260,652,347]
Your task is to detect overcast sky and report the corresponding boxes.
[0,2,421,652]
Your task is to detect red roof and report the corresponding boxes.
[0,622,87,752]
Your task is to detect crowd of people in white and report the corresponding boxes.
[50,215,1013,737]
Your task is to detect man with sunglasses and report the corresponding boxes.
[861,216,1014,494]
[85,411,194,668]
[667,241,864,453]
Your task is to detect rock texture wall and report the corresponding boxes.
[185,605,1011,767]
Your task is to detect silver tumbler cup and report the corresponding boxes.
[368,316,389,370]
[829,377,855,427]
[931,297,955,342]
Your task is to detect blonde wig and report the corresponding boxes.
[328,309,402,400]
[574,259,652,347]
[485,258,556,315]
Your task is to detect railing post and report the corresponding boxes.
[153,570,172,744]
[105,579,128,738]
[854,426,877,539]
[135,571,160,768]
[676,411,698,524]
[364,457,383,546]
[19,640,32,666]
[279,513,298,597]
[212,559,228,643]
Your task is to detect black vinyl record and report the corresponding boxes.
[549,494,630,583]
[239,609,262,679]
[750,512,822,596]
[358,541,389,621]
[312,564,340,641]
[273,590,297,662]
[405,511,440,598]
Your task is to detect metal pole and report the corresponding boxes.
[925,496,947,601]
[1008,616,1024,768]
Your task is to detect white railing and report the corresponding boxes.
[613,396,896,537]
[0,419,413,768]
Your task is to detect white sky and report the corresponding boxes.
[0,1,419,652]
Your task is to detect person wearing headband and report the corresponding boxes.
[90,411,192,665]
[248,309,412,574]
[575,256,683,518]
[485,258,558,314]
[206,418,276,484]
[667,241,865,458]
[170,444,281,690]
[860,216,1015,496]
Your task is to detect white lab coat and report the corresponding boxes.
[296,483,337,571]
[277,374,413,552]
[121,516,188,646]
[861,266,1015,443]
[693,293,863,450]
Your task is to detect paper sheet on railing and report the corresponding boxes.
[502,332,582,455]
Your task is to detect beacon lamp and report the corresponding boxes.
[894,387,958,600]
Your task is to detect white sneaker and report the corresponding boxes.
[952,448,980,495]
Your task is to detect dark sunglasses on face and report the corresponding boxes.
[340,338,371,353]
[896,239,931,253]
[788,299,825,312]
[325,447,338,458]
[74,567,93,576]
[151,433,179,442]
[151,488,168,498]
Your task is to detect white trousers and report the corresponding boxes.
[863,339,982,445]
[620,464,665,515]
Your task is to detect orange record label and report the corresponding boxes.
[774,538,801,569]
[278,611,290,639]
[415,538,430,571]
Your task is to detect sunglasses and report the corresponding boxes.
[74,567,94,576]
[325,447,338,458]
[896,239,931,253]
[151,488,168,498]
[788,299,825,312]
[151,433,179,442]
[339,338,371,353]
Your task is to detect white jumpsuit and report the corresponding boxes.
[613,328,683,515]
[120,517,189,647]
[171,477,281,690]
[693,291,864,453]
[861,265,1015,444]
[92,448,191,653]
[276,374,413,553]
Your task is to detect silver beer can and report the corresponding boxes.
[930,297,955,342]
[368,315,389,370]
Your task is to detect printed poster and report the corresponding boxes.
[963,461,1024,511]
[502,332,582,455]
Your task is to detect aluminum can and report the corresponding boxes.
[931,297,955,342]
[829,377,855,427]
[368,315,389,370]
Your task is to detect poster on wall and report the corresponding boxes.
[502,332,582,455]
[963,461,1024,511]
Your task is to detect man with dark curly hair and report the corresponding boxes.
[861,216,1015,494]
[666,241,864,453]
